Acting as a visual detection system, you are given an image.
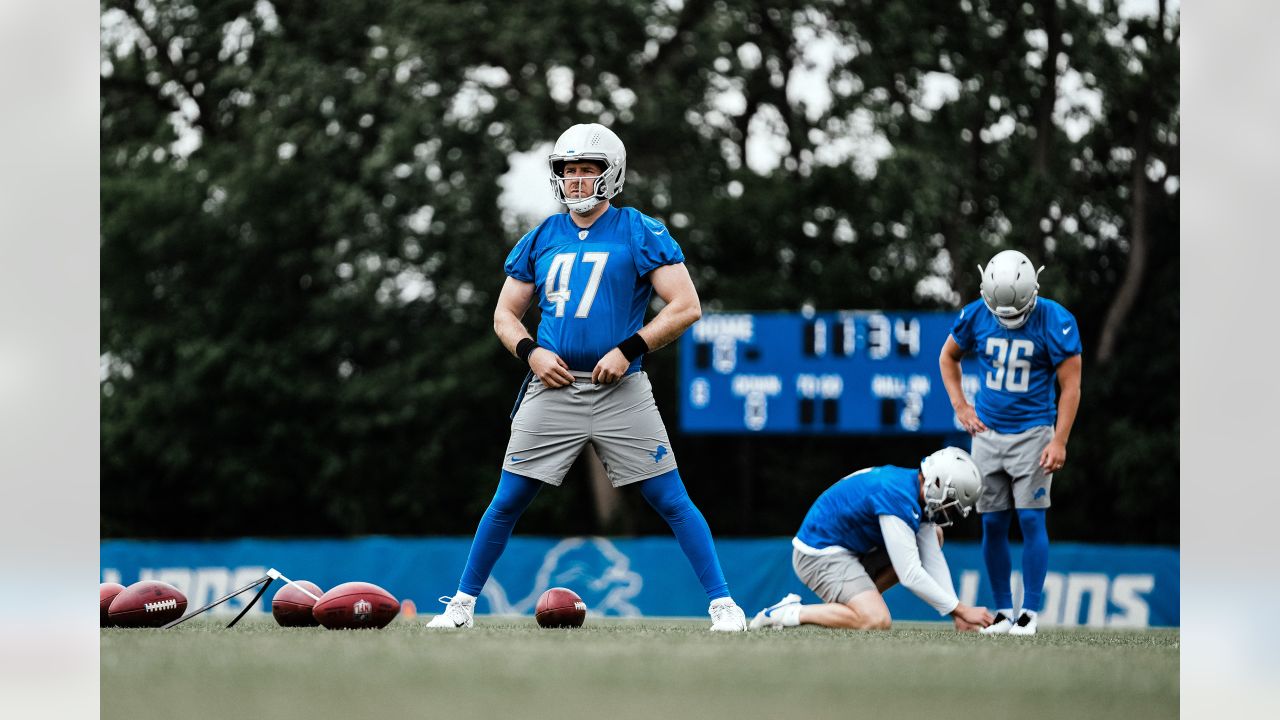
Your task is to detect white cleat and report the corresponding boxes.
[980,611,1014,635]
[1008,611,1038,636]
[749,593,801,630]
[426,595,475,628]
[709,598,748,632]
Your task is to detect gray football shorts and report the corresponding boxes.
[792,545,892,605]
[502,371,678,487]
[972,424,1054,512]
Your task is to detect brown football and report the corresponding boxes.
[271,580,324,627]
[108,580,188,628]
[100,582,126,627]
[312,581,400,630]
[535,587,586,628]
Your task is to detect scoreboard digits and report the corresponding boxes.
[679,311,980,435]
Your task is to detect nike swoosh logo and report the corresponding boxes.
[509,456,528,463]
[454,619,467,627]
[1062,327,1072,335]
[654,229,666,235]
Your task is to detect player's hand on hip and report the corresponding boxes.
[529,348,575,388]
[1039,438,1067,473]
[955,403,987,435]
[591,348,630,385]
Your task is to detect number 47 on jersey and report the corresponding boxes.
[546,252,610,318]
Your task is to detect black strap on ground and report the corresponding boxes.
[162,574,274,629]
[225,576,274,628]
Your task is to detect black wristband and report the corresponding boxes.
[515,338,539,363]
[616,333,650,361]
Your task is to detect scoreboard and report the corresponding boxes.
[677,311,981,435]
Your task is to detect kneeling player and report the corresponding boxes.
[750,447,994,632]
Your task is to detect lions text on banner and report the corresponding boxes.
[101,537,1178,627]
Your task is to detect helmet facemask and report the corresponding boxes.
[922,479,968,528]
[549,159,617,215]
[991,296,1038,329]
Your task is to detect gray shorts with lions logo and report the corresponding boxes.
[972,424,1054,512]
[502,371,678,487]
[792,545,893,605]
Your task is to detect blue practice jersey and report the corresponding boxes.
[504,206,685,373]
[795,466,923,554]
[949,297,1082,433]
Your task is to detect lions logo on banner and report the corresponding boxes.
[100,537,1179,626]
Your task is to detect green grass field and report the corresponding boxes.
[102,617,1178,720]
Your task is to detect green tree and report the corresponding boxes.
[102,0,1178,543]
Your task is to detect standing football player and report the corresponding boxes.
[427,123,747,631]
[750,447,995,631]
[938,250,1083,636]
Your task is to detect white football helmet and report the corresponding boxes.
[978,250,1044,329]
[920,447,982,527]
[547,123,626,215]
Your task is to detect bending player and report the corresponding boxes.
[750,448,994,632]
[939,249,1083,636]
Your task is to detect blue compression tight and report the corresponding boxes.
[1017,509,1049,613]
[457,471,543,597]
[638,469,730,601]
[982,510,1015,610]
[982,508,1050,613]
[456,469,730,602]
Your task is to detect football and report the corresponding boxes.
[312,581,400,630]
[535,587,586,628]
[271,580,324,627]
[100,582,126,627]
[108,580,188,628]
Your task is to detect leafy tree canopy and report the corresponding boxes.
[101,0,1179,543]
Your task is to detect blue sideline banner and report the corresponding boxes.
[101,537,1178,628]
